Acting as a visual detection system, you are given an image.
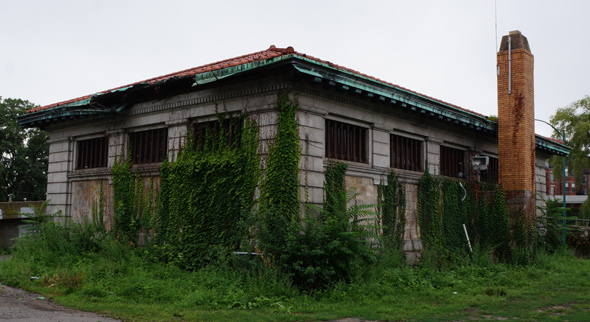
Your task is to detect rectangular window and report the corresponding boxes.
[480,156,498,184]
[550,186,555,195]
[390,134,423,172]
[130,128,168,164]
[572,183,576,191]
[440,146,465,177]
[583,176,587,185]
[76,137,108,169]
[325,119,368,163]
[192,118,242,150]
[550,172,554,182]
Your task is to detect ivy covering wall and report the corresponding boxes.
[378,169,406,252]
[417,167,535,264]
[157,116,260,269]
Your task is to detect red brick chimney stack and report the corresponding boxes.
[497,30,536,221]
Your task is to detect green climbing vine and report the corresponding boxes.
[257,93,301,270]
[157,113,260,269]
[416,165,537,264]
[111,156,136,241]
[259,93,301,222]
[417,166,441,250]
[378,169,406,252]
[111,157,158,244]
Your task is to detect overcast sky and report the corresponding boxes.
[2,0,589,138]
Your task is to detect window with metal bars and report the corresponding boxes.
[440,146,465,177]
[325,119,367,163]
[390,134,423,172]
[130,128,168,164]
[76,137,108,169]
[191,118,243,151]
[480,156,498,184]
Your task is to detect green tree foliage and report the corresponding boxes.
[549,95,590,186]
[0,97,49,202]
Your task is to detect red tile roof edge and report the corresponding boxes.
[538,134,566,145]
[28,45,485,118]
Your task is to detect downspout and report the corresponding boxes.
[508,36,512,94]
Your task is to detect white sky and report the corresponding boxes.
[2,0,589,138]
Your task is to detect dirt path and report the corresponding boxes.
[0,282,121,322]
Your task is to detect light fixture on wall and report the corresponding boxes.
[471,155,489,171]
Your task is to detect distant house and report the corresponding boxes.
[18,44,568,255]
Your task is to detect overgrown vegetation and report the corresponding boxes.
[2,221,589,321]
[157,113,260,269]
[416,167,539,266]
[377,169,406,254]
[4,93,590,321]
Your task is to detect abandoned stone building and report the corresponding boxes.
[18,31,569,254]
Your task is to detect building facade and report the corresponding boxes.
[18,44,569,255]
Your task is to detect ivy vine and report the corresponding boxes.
[156,113,261,269]
[378,169,406,252]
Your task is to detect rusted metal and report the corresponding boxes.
[131,128,168,164]
[440,146,465,177]
[76,137,108,169]
[325,119,367,163]
[391,134,423,172]
[192,118,243,150]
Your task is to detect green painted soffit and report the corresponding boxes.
[536,137,570,156]
[19,53,570,156]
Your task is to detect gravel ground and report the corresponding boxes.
[0,282,121,322]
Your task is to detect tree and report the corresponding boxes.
[0,97,49,202]
[549,95,590,188]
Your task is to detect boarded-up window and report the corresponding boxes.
[325,119,367,163]
[191,118,242,150]
[440,146,465,177]
[76,137,108,169]
[391,134,423,172]
[130,128,168,164]
[480,156,498,184]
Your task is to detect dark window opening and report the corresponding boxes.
[191,118,243,151]
[325,119,367,163]
[479,156,498,184]
[130,128,168,164]
[390,134,423,172]
[76,136,108,169]
[440,146,465,177]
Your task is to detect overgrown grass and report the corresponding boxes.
[2,222,590,322]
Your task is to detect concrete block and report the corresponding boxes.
[373,141,389,156]
[47,162,61,174]
[304,143,324,158]
[300,127,324,144]
[372,130,389,144]
[373,154,389,168]
[298,113,324,129]
[46,194,66,205]
[299,170,324,188]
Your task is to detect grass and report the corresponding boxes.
[1,224,590,321]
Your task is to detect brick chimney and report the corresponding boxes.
[497,30,536,221]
